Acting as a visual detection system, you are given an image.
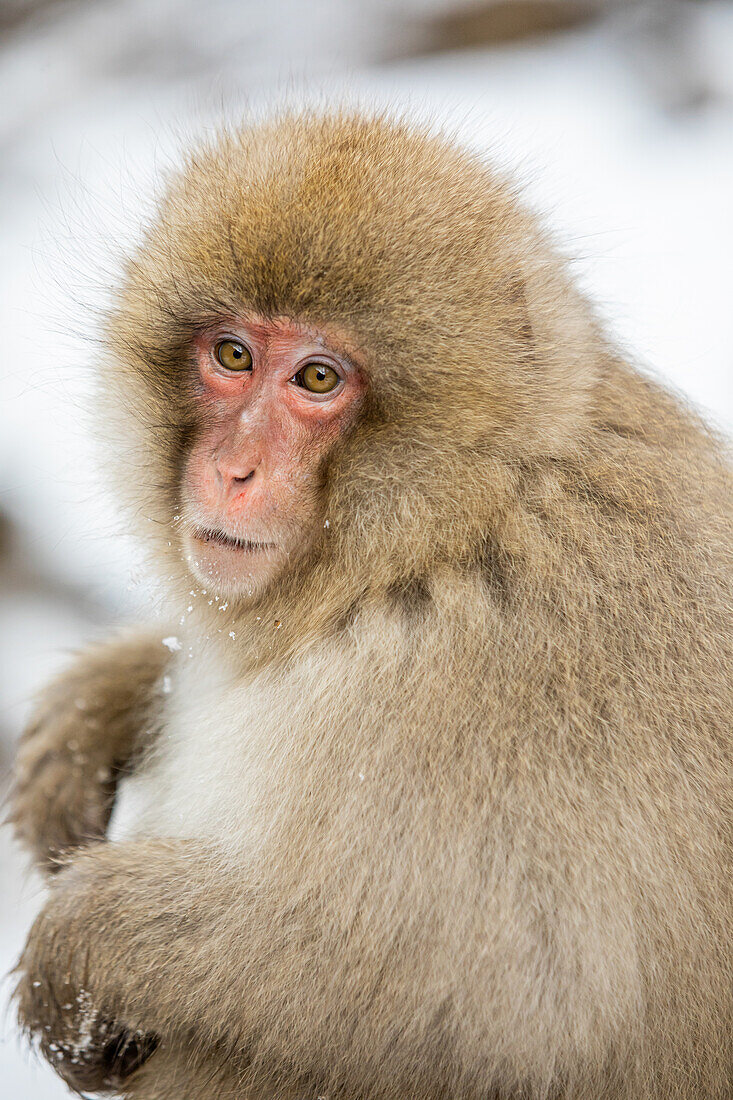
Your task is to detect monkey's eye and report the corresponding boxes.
[215,339,253,371]
[294,363,341,394]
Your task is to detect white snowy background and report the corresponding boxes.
[1,1,732,1094]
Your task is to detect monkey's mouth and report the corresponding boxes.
[192,526,274,553]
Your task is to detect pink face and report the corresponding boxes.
[181,315,366,598]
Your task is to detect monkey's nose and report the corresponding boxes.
[222,468,256,503]
[214,456,258,499]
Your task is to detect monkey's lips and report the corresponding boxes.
[186,525,284,595]
[191,526,275,554]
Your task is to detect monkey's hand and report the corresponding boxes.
[15,840,230,1095]
[10,631,169,874]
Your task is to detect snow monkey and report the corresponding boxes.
[11,113,732,1100]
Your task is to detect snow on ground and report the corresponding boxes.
[1,2,732,1095]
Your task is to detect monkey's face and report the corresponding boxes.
[179,314,366,599]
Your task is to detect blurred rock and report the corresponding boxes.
[0,0,76,34]
[417,0,596,52]
[398,0,727,110]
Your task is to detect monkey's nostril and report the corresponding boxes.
[233,469,255,486]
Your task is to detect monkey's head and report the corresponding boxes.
[103,112,598,623]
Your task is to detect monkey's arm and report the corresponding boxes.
[10,631,168,873]
[15,840,251,1094]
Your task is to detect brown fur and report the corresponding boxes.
[12,111,733,1099]
[10,630,169,872]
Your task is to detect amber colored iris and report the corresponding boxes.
[216,340,253,371]
[300,363,340,393]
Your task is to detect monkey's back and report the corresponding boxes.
[116,360,731,1100]
[100,112,731,1100]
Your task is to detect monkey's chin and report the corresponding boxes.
[184,529,286,600]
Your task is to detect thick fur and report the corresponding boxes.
[10,630,168,872]
[13,112,732,1099]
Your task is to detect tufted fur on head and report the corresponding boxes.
[100,112,607,653]
[83,111,733,1098]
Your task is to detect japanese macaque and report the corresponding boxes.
[10,112,732,1100]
